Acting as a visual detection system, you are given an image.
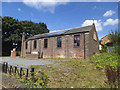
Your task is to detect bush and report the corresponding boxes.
[90,53,119,69]
[90,53,120,88]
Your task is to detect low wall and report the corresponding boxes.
[25,54,39,59]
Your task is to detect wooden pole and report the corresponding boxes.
[20,68,23,78]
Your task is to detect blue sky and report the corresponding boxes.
[2,1,119,39]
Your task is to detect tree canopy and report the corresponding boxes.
[2,16,49,56]
[108,29,120,55]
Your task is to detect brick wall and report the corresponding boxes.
[23,27,99,59]
[88,24,99,57]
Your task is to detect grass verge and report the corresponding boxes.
[31,58,110,88]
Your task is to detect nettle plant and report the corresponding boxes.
[15,71,49,88]
[105,65,119,88]
[90,53,120,88]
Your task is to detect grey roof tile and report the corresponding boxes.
[27,25,93,40]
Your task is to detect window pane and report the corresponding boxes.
[57,37,62,47]
[74,35,80,47]
[25,42,28,49]
[34,40,37,49]
[44,39,48,48]
[77,36,80,40]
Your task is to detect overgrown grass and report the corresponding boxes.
[90,53,119,69]
[3,69,48,88]
[31,58,110,88]
[41,58,88,61]
[31,65,43,70]
[90,52,119,88]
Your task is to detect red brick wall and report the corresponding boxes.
[88,25,99,57]
[23,28,99,59]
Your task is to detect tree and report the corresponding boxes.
[2,16,49,56]
[108,29,120,55]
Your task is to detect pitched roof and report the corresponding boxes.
[27,24,93,40]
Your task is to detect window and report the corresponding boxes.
[44,39,48,48]
[25,42,28,49]
[34,40,37,49]
[74,35,80,47]
[57,37,62,48]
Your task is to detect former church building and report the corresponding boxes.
[21,23,99,59]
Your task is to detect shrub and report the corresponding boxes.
[90,53,120,88]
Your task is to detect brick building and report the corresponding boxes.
[99,34,113,52]
[21,23,99,59]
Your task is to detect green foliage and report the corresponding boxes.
[108,30,120,55]
[5,70,48,88]
[2,16,49,55]
[105,65,119,88]
[90,53,119,88]
[90,53,119,69]
[23,71,48,88]
[99,45,107,53]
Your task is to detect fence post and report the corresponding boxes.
[6,62,8,73]
[26,69,29,78]
[10,65,12,75]
[31,68,34,83]
[20,68,22,78]
[15,66,17,73]
[2,62,5,73]
[31,68,34,76]
[4,62,8,73]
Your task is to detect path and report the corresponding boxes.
[0,57,57,68]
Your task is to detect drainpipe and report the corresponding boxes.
[84,33,85,59]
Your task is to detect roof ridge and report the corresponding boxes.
[27,24,93,40]
[64,25,93,31]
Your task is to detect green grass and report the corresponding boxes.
[31,58,110,88]
[30,65,43,69]
[90,53,119,69]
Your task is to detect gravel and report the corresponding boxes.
[0,57,56,68]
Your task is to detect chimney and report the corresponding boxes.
[20,32,25,56]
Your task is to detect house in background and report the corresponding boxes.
[21,23,99,59]
[99,34,113,52]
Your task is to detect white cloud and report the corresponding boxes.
[23,0,70,14]
[2,0,119,2]
[82,19,102,31]
[103,10,115,17]
[103,18,119,26]
[2,0,119,14]
[17,8,21,11]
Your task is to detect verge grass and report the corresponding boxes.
[31,58,109,88]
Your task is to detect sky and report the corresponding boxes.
[1,0,119,39]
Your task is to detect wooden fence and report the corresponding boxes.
[2,62,34,79]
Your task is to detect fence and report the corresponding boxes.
[2,62,34,79]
